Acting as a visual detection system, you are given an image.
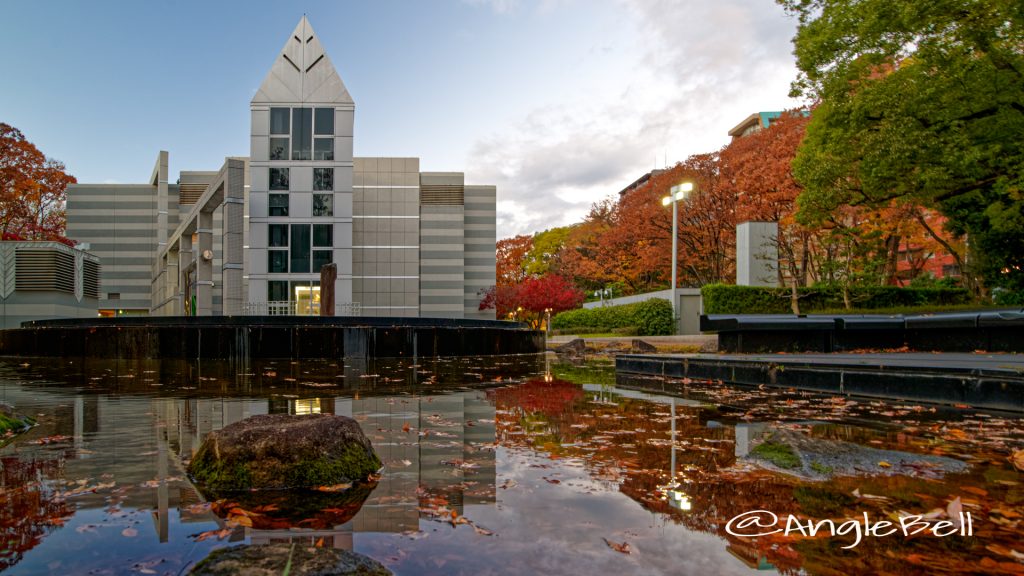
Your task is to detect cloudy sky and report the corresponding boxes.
[0,0,801,239]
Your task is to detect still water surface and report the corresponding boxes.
[0,355,1022,575]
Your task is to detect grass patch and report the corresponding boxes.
[751,440,801,469]
[809,461,834,475]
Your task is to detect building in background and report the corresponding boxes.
[65,17,495,319]
[727,111,784,140]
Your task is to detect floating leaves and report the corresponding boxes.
[603,538,631,554]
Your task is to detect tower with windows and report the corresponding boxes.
[248,16,355,313]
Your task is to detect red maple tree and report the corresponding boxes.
[480,274,583,327]
[0,123,76,244]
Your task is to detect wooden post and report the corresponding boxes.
[320,263,337,317]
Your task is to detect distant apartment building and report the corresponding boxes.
[65,17,495,319]
[727,111,784,140]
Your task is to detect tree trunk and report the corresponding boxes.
[914,211,981,298]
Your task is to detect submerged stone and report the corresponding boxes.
[190,543,391,576]
[746,428,967,480]
[187,414,381,492]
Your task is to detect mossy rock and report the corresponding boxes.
[190,543,391,576]
[0,403,35,446]
[187,414,381,492]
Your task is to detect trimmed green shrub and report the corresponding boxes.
[551,298,674,336]
[701,283,972,314]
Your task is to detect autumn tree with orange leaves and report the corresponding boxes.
[559,158,735,293]
[0,123,76,243]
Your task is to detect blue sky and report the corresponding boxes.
[0,0,802,238]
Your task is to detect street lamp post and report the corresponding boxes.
[662,182,694,324]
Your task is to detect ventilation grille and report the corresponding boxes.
[15,250,74,293]
[83,260,100,298]
[420,185,464,206]
[179,183,207,205]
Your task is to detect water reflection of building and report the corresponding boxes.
[157,390,497,545]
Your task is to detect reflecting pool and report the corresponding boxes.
[0,355,1022,575]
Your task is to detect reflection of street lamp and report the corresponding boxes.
[660,397,693,512]
[662,182,694,323]
[668,489,692,511]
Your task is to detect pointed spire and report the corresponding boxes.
[252,16,354,106]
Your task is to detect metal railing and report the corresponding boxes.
[241,301,362,316]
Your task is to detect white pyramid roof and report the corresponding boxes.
[252,16,354,106]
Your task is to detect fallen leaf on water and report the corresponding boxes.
[878,461,892,468]
[1010,449,1024,472]
[314,483,353,493]
[193,528,232,542]
[121,528,138,537]
[473,524,495,536]
[402,422,411,433]
[603,538,631,554]
[947,497,963,528]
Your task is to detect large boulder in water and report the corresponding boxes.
[187,414,381,492]
[190,543,391,576]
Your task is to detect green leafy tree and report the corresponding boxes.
[780,0,1024,296]
[524,225,575,276]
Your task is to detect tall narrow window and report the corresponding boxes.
[290,224,311,273]
[312,224,333,271]
[314,108,334,160]
[291,108,312,160]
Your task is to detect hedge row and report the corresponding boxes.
[701,284,972,314]
[551,298,674,336]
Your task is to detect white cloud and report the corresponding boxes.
[468,0,803,238]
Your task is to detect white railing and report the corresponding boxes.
[241,301,362,316]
